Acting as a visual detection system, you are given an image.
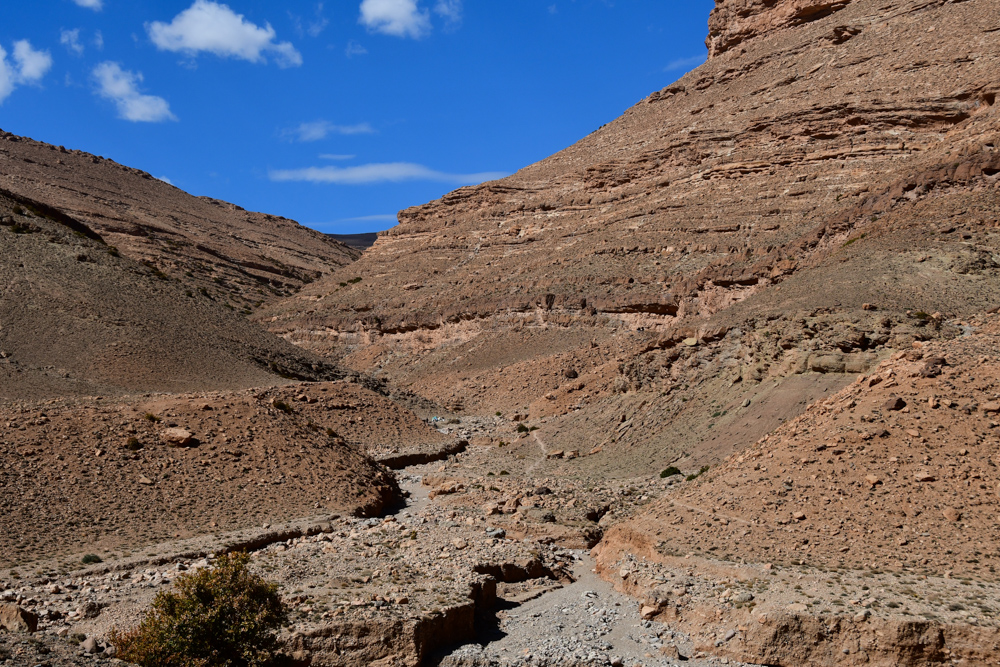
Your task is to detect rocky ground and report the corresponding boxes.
[0,380,455,568]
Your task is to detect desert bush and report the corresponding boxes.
[108,552,287,667]
[659,466,681,479]
[82,554,103,565]
[516,423,530,433]
[272,400,293,414]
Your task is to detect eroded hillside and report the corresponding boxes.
[0,131,357,309]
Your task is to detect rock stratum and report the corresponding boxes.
[263,0,999,469]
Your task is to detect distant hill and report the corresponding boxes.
[0,186,344,400]
[0,130,359,310]
[328,232,380,250]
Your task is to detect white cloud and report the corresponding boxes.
[94,30,104,50]
[72,0,103,11]
[0,40,53,104]
[0,49,14,104]
[61,29,85,55]
[434,0,462,27]
[269,162,507,185]
[13,41,54,82]
[285,121,375,142]
[156,175,174,185]
[320,154,356,160]
[93,62,176,122]
[147,0,302,67]
[664,54,707,72]
[359,0,430,38]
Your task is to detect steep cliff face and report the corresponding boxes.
[261,0,999,470]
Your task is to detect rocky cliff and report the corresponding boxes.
[261,0,999,475]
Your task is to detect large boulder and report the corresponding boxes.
[0,603,38,633]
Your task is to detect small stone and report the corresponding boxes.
[792,511,806,521]
[723,629,737,641]
[883,397,906,411]
[865,474,881,487]
[942,507,962,522]
[161,427,195,447]
[640,605,659,620]
[139,475,154,485]
[914,471,936,483]
[81,637,98,654]
[854,609,870,622]
[787,603,808,613]
[452,538,467,550]
[982,402,1000,414]
[906,429,920,438]
[683,337,699,347]
[77,600,101,619]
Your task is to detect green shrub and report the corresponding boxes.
[126,437,143,451]
[109,552,287,667]
[516,423,530,433]
[144,413,162,423]
[272,400,293,414]
[659,466,681,479]
[82,554,103,565]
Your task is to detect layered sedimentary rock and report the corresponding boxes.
[262,0,999,475]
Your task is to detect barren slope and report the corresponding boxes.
[0,188,343,400]
[0,380,450,566]
[0,130,358,309]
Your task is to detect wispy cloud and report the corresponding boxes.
[61,29,85,55]
[93,62,176,122]
[72,0,103,11]
[284,120,375,142]
[290,3,329,38]
[434,0,462,28]
[147,1,302,67]
[156,175,174,185]
[0,40,53,104]
[345,40,368,58]
[664,54,706,72]
[270,162,507,185]
[320,153,356,160]
[359,0,431,39]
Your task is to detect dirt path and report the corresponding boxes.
[435,551,764,667]
[525,431,549,476]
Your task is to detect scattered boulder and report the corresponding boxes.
[0,603,38,633]
[161,427,195,447]
[883,397,906,411]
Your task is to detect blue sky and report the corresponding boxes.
[0,1,713,234]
